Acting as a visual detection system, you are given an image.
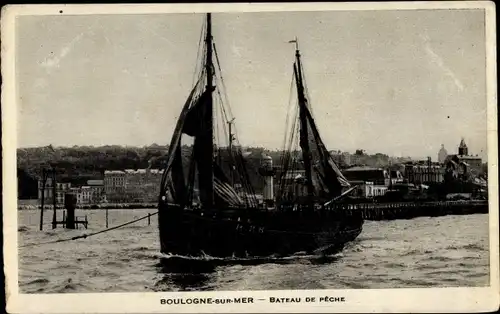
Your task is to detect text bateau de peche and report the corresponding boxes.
[269,296,346,303]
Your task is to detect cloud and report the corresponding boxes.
[420,33,464,92]
[40,32,85,71]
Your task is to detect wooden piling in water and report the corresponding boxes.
[52,167,57,229]
[39,169,47,231]
[64,193,77,229]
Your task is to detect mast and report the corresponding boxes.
[228,118,235,186]
[389,160,393,190]
[293,43,314,208]
[199,12,214,207]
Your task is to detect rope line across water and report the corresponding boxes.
[19,211,158,248]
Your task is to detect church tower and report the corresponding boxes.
[458,138,468,156]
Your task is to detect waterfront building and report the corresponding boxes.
[104,168,164,203]
[364,182,388,198]
[68,184,105,205]
[404,161,444,184]
[76,186,92,204]
[86,179,105,204]
[340,166,393,198]
[38,178,71,204]
[456,155,483,177]
[103,170,126,203]
[87,179,104,186]
[342,166,389,186]
[389,170,404,185]
[349,180,388,198]
[445,138,483,177]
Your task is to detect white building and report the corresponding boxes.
[38,178,71,204]
[70,185,104,205]
[363,182,388,198]
[104,169,164,203]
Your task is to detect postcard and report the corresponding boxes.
[2,2,498,313]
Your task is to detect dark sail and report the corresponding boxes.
[170,144,187,206]
[159,79,201,203]
[302,103,350,197]
[294,61,315,206]
[182,89,214,136]
[277,45,350,205]
[159,87,216,206]
[190,89,215,208]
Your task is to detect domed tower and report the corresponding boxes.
[458,138,468,156]
[438,144,448,164]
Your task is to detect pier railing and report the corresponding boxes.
[328,200,488,220]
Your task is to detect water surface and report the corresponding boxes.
[18,209,489,293]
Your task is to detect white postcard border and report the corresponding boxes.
[2,2,499,313]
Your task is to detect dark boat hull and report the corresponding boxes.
[158,203,363,258]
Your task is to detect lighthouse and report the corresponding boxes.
[260,155,275,208]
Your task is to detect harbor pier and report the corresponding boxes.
[332,200,488,221]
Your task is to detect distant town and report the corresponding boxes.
[17,137,487,209]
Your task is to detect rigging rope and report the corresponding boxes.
[19,211,159,248]
[277,72,298,203]
[212,41,259,206]
[213,42,243,147]
[192,19,206,88]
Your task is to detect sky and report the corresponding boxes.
[16,9,488,161]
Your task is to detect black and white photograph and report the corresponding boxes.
[2,2,498,313]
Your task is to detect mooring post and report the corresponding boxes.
[106,208,109,228]
[148,213,151,226]
[51,167,57,229]
[64,193,76,229]
[39,168,47,231]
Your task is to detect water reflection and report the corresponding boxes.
[155,257,215,291]
[154,253,343,291]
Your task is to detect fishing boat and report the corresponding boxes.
[158,13,363,259]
